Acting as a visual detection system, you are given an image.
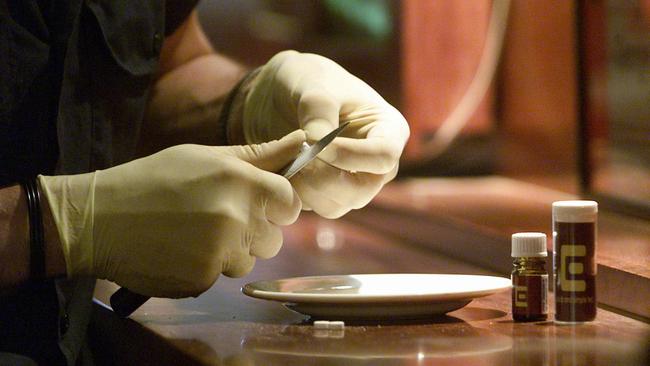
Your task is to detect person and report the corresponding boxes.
[0,1,409,364]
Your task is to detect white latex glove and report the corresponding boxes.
[240,50,410,218]
[38,131,306,298]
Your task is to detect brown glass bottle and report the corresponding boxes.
[552,201,598,323]
[511,233,548,322]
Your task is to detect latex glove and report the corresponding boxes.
[240,50,410,218]
[38,131,305,298]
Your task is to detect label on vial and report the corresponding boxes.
[554,222,597,322]
[512,274,548,317]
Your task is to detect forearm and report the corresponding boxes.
[0,184,66,288]
[137,53,248,156]
[135,8,258,155]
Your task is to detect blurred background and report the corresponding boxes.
[197,0,650,217]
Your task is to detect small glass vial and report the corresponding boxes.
[511,232,548,322]
[552,200,598,323]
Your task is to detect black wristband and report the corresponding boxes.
[218,68,261,145]
[22,178,46,281]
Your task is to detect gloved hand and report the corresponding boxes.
[237,50,410,218]
[38,131,306,298]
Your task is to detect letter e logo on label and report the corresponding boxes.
[560,244,586,292]
[515,285,528,307]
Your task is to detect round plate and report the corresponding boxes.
[242,274,511,319]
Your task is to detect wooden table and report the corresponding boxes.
[91,212,650,365]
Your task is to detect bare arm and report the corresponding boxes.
[137,11,248,156]
[0,184,65,288]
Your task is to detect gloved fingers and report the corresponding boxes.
[222,252,256,278]
[316,105,409,174]
[312,200,347,219]
[292,160,387,218]
[249,216,284,259]
[382,163,400,185]
[226,130,306,172]
[221,130,304,225]
[253,170,302,225]
[317,136,402,175]
[289,163,349,218]
[310,159,387,208]
[296,88,340,142]
[222,215,281,277]
[296,187,349,219]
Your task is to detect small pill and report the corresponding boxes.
[313,320,330,329]
[313,329,329,338]
[328,321,345,330]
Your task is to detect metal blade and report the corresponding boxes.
[279,122,350,179]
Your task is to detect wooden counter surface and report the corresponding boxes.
[347,177,650,320]
[91,211,649,365]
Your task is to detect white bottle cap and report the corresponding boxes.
[552,200,598,223]
[511,232,547,257]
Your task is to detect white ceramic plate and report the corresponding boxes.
[242,274,511,320]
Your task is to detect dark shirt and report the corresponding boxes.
[0,1,196,364]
